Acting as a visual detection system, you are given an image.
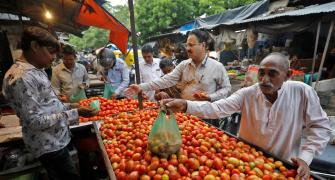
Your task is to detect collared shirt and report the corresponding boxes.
[186,81,331,165]
[140,57,231,101]
[139,58,162,100]
[98,58,129,95]
[2,59,79,158]
[51,62,89,98]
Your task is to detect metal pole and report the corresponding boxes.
[128,0,143,109]
[313,20,334,90]
[310,21,321,85]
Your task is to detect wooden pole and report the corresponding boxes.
[310,21,321,85]
[313,20,334,90]
[128,0,143,109]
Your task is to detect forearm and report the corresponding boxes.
[140,75,179,92]
[187,90,242,119]
[115,67,130,94]
[115,80,129,94]
[28,109,79,130]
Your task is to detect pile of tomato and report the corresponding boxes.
[78,97,158,122]
[99,109,307,180]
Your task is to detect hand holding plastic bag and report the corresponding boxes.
[147,110,182,158]
[90,100,100,111]
[103,83,115,99]
[69,89,87,103]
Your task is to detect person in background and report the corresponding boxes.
[154,59,181,100]
[86,49,96,71]
[159,45,174,60]
[126,29,231,102]
[162,52,331,180]
[51,45,89,102]
[290,54,301,70]
[173,43,188,66]
[207,35,218,60]
[97,48,129,99]
[2,26,98,180]
[139,44,162,101]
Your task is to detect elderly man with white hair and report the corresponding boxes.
[162,52,331,180]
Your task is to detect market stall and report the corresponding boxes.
[92,108,325,180]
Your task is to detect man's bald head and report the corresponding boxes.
[261,52,290,71]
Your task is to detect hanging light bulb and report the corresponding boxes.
[45,10,53,19]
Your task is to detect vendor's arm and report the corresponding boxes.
[298,87,331,165]
[209,65,231,101]
[115,63,130,95]
[187,88,244,119]
[97,68,106,82]
[140,63,183,91]
[15,78,79,129]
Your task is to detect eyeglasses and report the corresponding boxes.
[258,68,280,78]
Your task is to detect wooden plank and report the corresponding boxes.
[93,121,116,180]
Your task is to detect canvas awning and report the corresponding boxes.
[0,0,130,53]
[75,0,130,53]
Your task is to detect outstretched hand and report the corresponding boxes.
[291,157,310,180]
[160,99,187,113]
[78,107,99,117]
[124,84,142,98]
[154,92,170,101]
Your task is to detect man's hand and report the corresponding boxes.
[99,76,106,82]
[161,99,187,113]
[70,103,80,109]
[78,83,87,89]
[124,84,142,98]
[78,107,99,117]
[291,157,310,180]
[193,91,211,101]
[58,94,68,103]
[111,93,119,99]
[154,92,170,101]
[142,92,149,100]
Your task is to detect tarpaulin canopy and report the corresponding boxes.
[0,0,130,53]
[232,1,335,34]
[75,0,130,53]
[146,0,269,42]
[177,0,269,32]
[0,0,88,36]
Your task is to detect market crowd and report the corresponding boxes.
[1,26,333,180]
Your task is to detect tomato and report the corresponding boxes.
[128,171,139,180]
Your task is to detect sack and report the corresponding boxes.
[69,89,87,103]
[103,83,115,99]
[147,110,182,158]
[90,100,100,111]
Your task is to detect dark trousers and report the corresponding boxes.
[39,146,80,180]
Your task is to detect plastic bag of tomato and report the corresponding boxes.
[95,109,315,180]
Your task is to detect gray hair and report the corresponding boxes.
[264,52,290,70]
